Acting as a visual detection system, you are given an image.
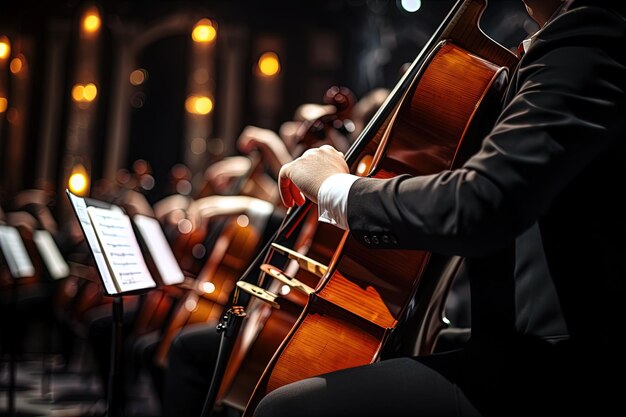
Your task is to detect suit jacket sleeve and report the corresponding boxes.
[347,5,626,257]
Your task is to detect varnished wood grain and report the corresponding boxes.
[154,220,263,366]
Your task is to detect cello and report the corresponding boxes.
[227,0,519,415]
[152,87,357,368]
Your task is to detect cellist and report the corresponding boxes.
[262,1,626,416]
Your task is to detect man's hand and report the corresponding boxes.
[278,144,349,207]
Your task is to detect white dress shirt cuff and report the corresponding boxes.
[317,173,359,230]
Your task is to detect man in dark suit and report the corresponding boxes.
[259,1,626,416]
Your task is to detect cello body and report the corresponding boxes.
[242,0,518,414]
[212,88,360,411]
[215,212,344,410]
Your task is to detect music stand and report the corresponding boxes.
[66,191,157,417]
[66,190,185,416]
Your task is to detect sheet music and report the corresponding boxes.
[87,206,156,293]
[67,191,118,294]
[133,214,184,286]
[0,224,36,278]
[33,230,70,280]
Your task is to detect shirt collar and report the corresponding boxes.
[520,0,576,54]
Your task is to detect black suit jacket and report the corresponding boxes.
[347,4,625,351]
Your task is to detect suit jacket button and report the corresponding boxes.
[363,235,371,244]
[390,235,397,244]
[382,235,389,244]
[371,235,379,244]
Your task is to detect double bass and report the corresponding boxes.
[222,0,518,415]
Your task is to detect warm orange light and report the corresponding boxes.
[192,19,217,43]
[83,83,98,101]
[0,36,10,60]
[72,84,85,102]
[72,83,97,102]
[83,11,101,33]
[9,57,22,73]
[68,164,89,195]
[257,52,280,77]
[185,95,213,115]
[129,69,147,86]
[0,97,7,113]
[195,96,213,114]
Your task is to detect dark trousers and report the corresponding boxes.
[162,322,221,417]
[253,338,620,417]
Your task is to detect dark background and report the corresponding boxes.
[0,0,536,204]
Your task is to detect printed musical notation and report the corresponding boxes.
[66,190,156,295]
[87,205,156,294]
